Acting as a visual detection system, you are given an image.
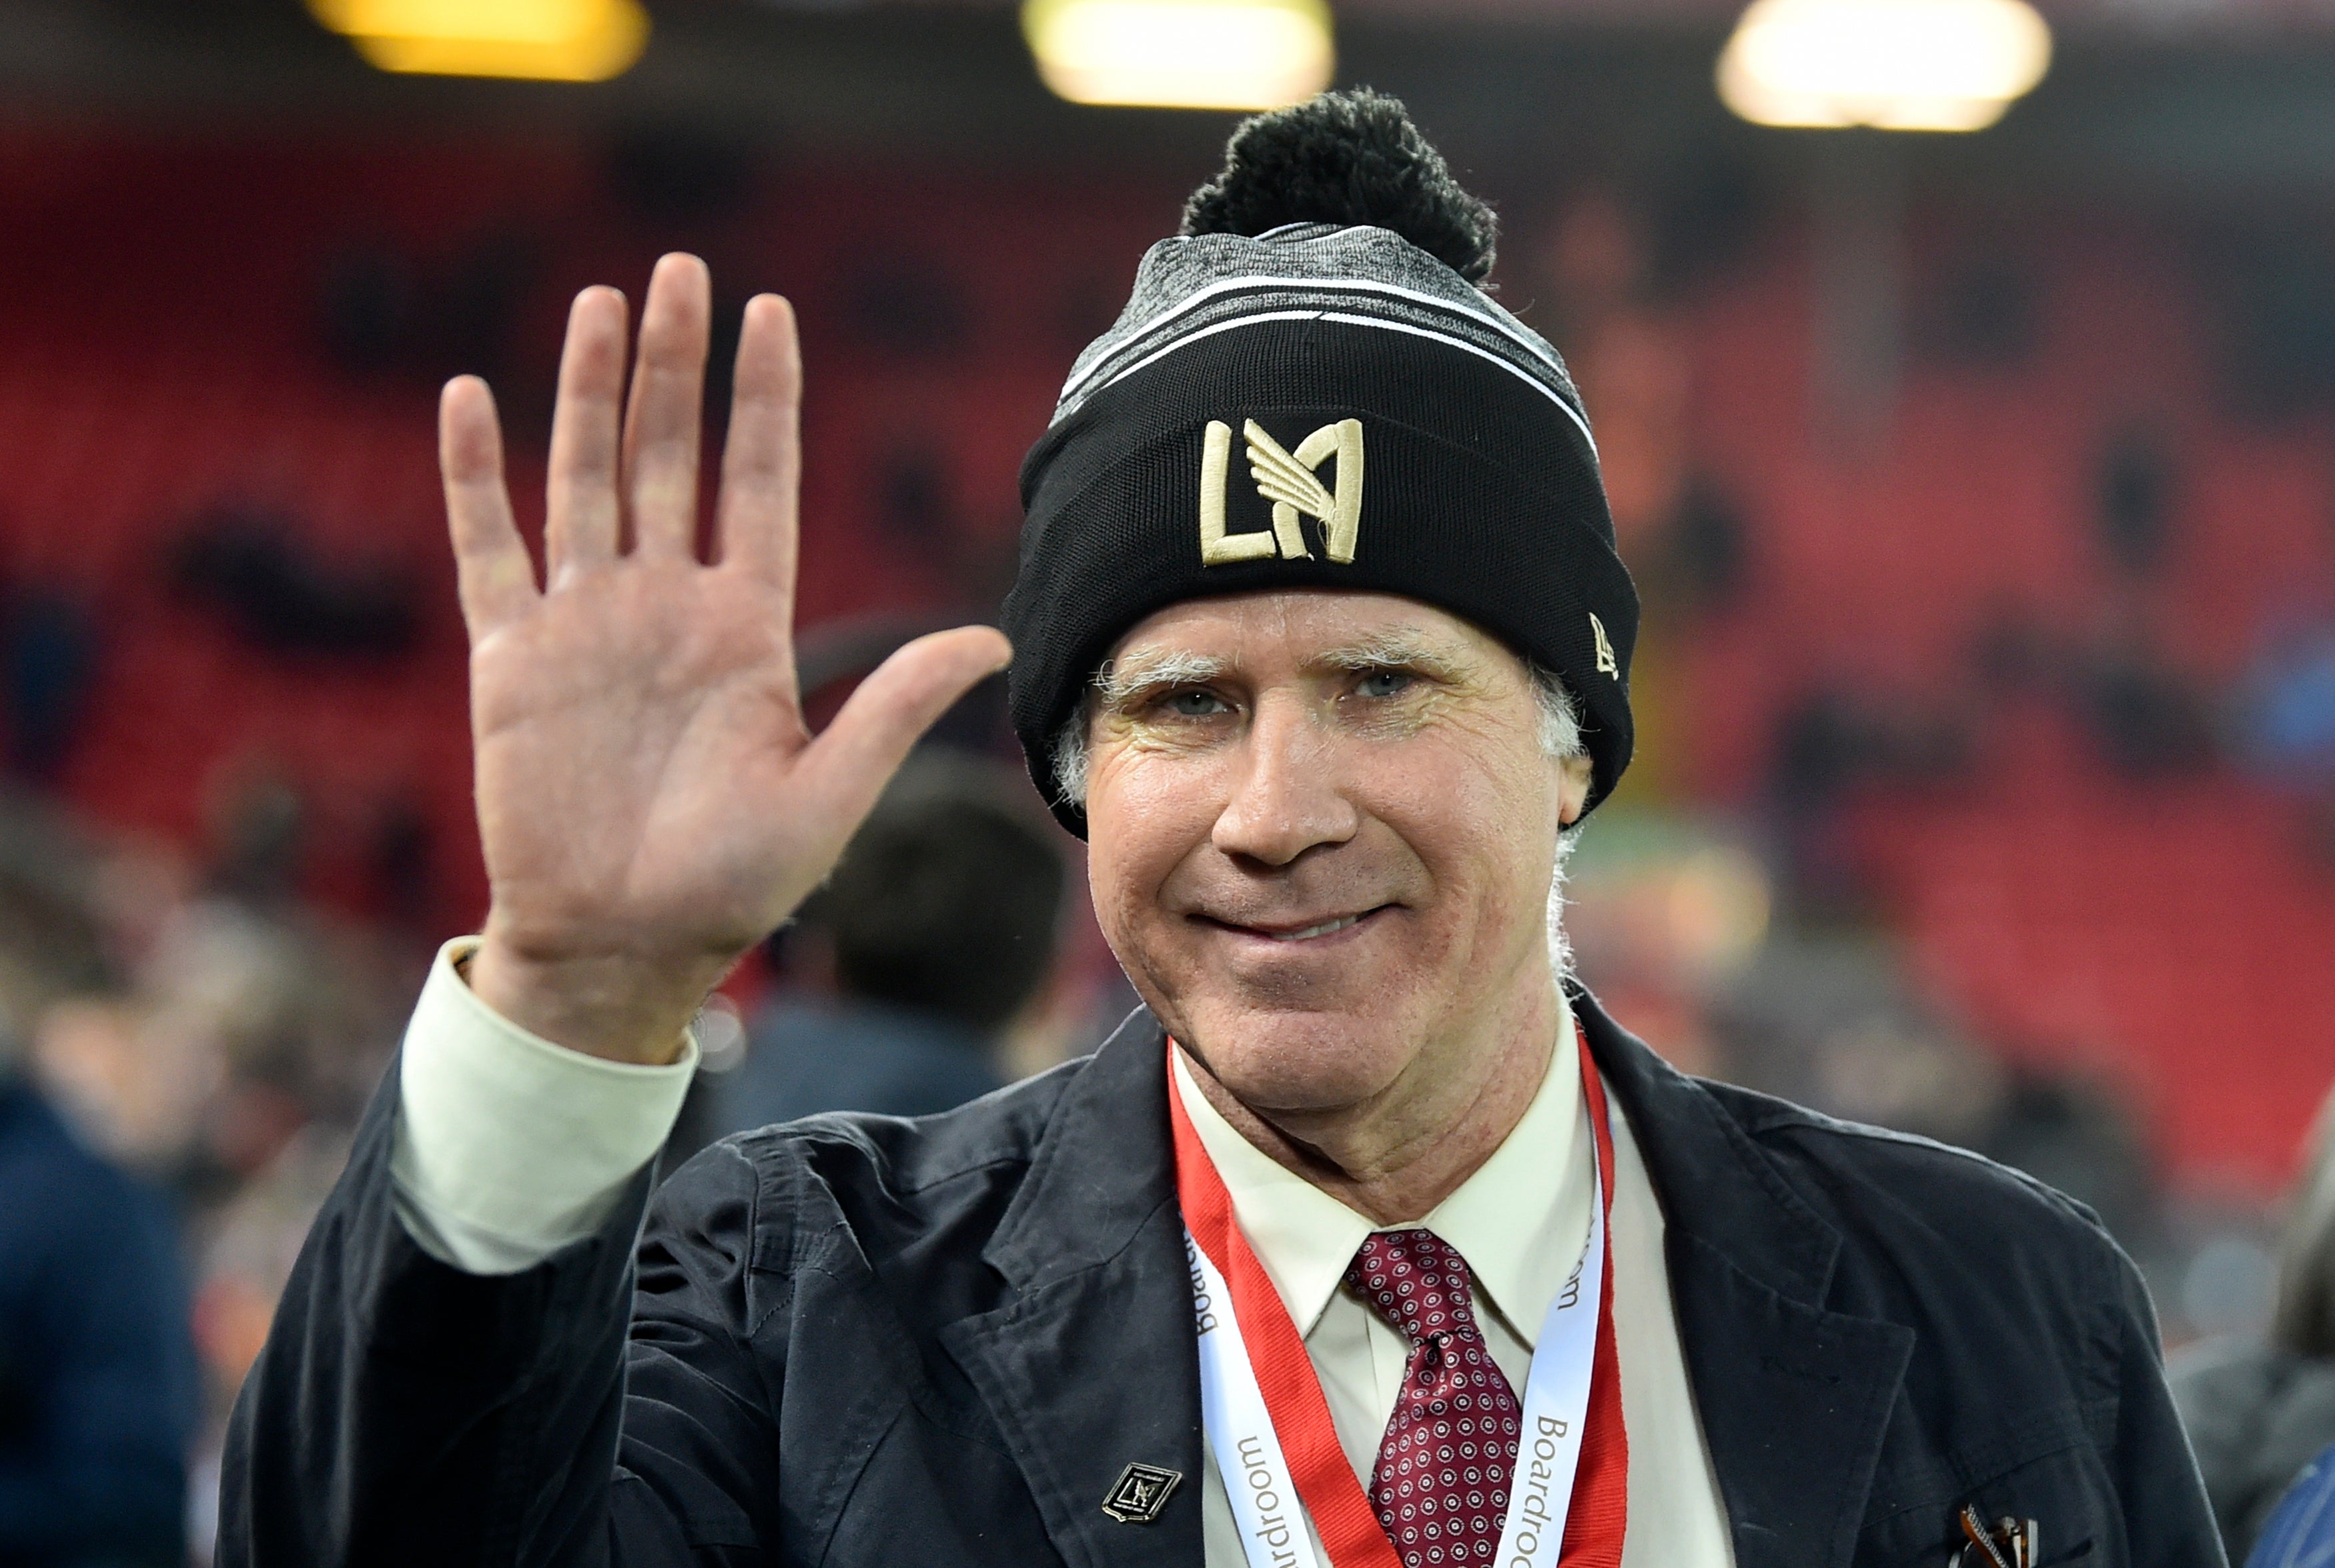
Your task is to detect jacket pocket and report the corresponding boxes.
[1855,1401,2117,1567]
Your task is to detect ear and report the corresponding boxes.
[1554,754,1594,826]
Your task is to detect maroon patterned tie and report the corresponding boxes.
[1344,1229,1524,1568]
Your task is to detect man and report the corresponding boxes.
[2244,1441,2335,1568]
[0,1060,195,1568]
[221,92,2220,1567]
[2176,1075,2335,1563]
[709,752,1065,1129]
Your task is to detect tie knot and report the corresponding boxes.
[1344,1228,1484,1348]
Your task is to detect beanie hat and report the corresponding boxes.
[1002,89,1637,836]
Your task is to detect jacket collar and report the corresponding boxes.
[983,988,1854,1307]
[1167,1018,1592,1348]
[1573,982,1914,1568]
[1570,982,1841,1307]
[980,1005,1180,1290]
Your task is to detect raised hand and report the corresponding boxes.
[440,254,1010,1063]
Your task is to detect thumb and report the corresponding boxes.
[795,625,1013,826]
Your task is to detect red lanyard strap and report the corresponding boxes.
[1170,1026,1628,1568]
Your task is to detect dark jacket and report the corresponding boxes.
[219,989,2221,1568]
[0,1075,196,1568]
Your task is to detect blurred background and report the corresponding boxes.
[2,0,2334,1561]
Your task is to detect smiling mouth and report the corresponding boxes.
[1208,905,1390,942]
[1270,914,1364,941]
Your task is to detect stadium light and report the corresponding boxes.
[307,0,650,83]
[1717,0,2051,131]
[1021,0,1334,111]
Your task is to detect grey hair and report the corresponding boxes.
[1049,661,1588,972]
[1531,666,1587,976]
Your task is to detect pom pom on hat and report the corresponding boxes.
[1181,88,1499,285]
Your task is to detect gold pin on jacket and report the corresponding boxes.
[1100,1461,1182,1525]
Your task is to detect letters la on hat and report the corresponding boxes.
[1001,88,1638,836]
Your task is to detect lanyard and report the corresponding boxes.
[1170,1028,1627,1568]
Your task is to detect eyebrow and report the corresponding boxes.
[1095,629,1472,711]
[1094,648,1230,709]
[1312,629,1470,682]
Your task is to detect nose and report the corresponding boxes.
[1211,693,1359,867]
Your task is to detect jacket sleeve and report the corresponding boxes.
[215,1066,785,1568]
[2104,1243,2230,1568]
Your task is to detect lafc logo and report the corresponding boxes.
[1099,1461,1182,1525]
[1198,418,1365,566]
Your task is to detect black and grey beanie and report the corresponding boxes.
[1002,89,1637,836]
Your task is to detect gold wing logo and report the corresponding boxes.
[1198,418,1364,566]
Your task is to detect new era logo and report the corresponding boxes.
[1198,417,1365,566]
[1590,612,1619,678]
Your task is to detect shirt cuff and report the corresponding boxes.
[390,938,700,1276]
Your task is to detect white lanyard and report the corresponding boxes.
[1192,1110,1610,1568]
[1190,1232,1333,1568]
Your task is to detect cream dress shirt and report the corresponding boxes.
[390,941,1733,1567]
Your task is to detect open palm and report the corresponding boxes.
[441,255,1009,1062]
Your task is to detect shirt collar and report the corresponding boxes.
[1170,1002,1593,1347]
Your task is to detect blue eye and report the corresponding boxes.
[1166,690,1228,716]
[1356,669,1414,698]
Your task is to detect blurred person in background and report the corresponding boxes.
[30,797,407,1560]
[2240,611,2335,863]
[1712,932,2162,1257]
[2175,1080,2335,1565]
[2245,1442,2335,1568]
[0,1040,197,1568]
[710,751,1065,1130]
[0,800,197,1566]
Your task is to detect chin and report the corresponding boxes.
[1174,1000,1423,1116]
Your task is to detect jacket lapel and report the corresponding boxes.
[940,1010,1204,1568]
[1576,986,1915,1568]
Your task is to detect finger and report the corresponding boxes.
[546,285,628,583]
[623,253,713,560]
[439,376,537,640]
[795,627,1013,827]
[716,294,800,613]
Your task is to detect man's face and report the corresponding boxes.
[1083,590,1593,1122]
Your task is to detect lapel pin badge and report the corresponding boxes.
[1950,1503,2039,1568]
[1101,1461,1182,1525]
